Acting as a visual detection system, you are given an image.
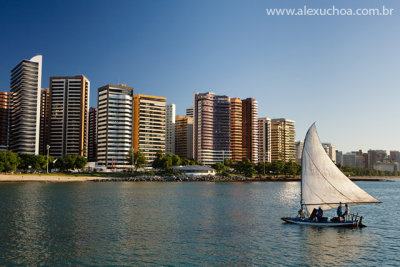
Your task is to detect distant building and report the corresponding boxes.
[133,94,166,164]
[242,98,258,163]
[194,92,231,165]
[270,118,296,162]
[0,92,10,151]
[165,104,175,155]
[186,106,193,118]
[373,162,399,172]
[175,115,194,160]
[39,88,50,155]
[368,150,387,169]
[336,150,343,165]
[98,84,133,169]
[49,75,90,158]
[10,55,42,154]
[342,153,365,168]
[230,98,243,162]
[295,141,304,164]
[258,118,271,163]
[390,151,400,164]
[322,143,336,163]
[88,107,97,162]
[172,165,216,176]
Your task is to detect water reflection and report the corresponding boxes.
[0,182,398,265]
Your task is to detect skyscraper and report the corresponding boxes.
[270,118,296,162]
[133,94,166,164]
[0,92,10,151]
[258,117,271,163]
[39,88,50,155]
[186,106,193,117]
[175,115,194,160]
[88,107,97,162]
[10,55,42,154]
[322,143,336,163]
[242,98,258,163]
[194,92,231,164]
[98,84,133,169]
[49,75,90,158]
[165,104,175,155]
[230,97,243,162]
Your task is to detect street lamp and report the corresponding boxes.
[46,145,51,173]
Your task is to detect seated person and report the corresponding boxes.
[309,208,318,221]
[297,208,305,219]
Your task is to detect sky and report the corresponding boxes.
[0,0,399,153]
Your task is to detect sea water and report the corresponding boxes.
[0,181,398,266]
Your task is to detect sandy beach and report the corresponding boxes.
[0,174,108,182]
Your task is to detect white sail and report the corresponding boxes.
[301,123,380,215]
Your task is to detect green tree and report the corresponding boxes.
[223,158,234,168]
[212,162,226,174]
[126,148,134,172]
[0,151,19,172]
[170,154,181,166]
[134,150,146,171]
[152,150,165,169]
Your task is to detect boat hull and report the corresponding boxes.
[281,217,366,228]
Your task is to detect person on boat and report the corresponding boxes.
[298,208,305,219]
[343,203,350,220]
[316,207,323,222]
[337,202,343,218]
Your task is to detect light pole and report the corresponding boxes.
[46,145,51,173]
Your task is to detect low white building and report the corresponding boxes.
[172,165,216,176]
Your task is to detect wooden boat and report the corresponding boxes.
[281,123,381,227]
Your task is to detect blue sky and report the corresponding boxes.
[0,0,399,152]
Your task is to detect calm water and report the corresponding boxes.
[0,181,399,266]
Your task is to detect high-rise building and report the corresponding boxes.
[230,98,243,162]
[270,118,296,162]
[295,141,304,164]
[242,98,258,163]
[133,94,166,164]
[10,55,42,154]
[336,150,343,165]
[165,104,175,155]
[0,92,10,151]
[322,143,336,163]
[368,150,387,169]
[88,107,97,162]
[258,118,271,163]
[390,151,400,164]
[39,88,51,155]
[49,75,90,158]
[175,115,194,160]
[342,153,365,168]
[194,92,231,164]
[98,84,134,169]
[186,106,193,117]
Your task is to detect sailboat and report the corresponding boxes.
[282,123,381,227]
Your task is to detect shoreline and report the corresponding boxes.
[0,174,398,183]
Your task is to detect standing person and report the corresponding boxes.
[316,207,323,222]
[337,202,343,219]
[343,203,350,221]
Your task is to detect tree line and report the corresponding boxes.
[0,151,87,173]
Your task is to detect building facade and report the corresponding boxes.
[10,55,42,154]
[258,117,271,163]
[186,106,193,117]
[0,92,10,151]
[97,84,133,169]
[39,88,51,155]
[368,150,387,169]
[175,115,194,160]
[194,92,231,164]
[270,118,296,162]
[322,143,336,163]
[49,75,90,158]
[88,107,97,162]
[242,98,258,163]
[133,94,166,164]
[165,104,175,155]
[230,98,242,162]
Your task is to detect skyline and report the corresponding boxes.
[0,0,399,152]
